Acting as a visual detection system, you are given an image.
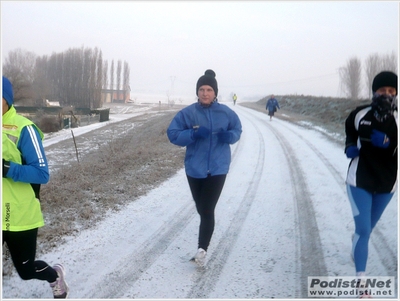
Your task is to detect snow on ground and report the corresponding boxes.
[42,103,159,147]
[2,103,398,299]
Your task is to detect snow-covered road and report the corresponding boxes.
[2,104,397,299]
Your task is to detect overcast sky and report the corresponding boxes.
[1,1,399,102]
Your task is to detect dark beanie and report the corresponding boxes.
[372,71,398,95]
[2,76,14,106]
[196,69,218,96]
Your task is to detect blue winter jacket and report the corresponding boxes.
[167,101,242,178]
[266,98,280,112]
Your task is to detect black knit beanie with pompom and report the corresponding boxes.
[196,69,218,96]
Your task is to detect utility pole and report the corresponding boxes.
[170,76,176,96]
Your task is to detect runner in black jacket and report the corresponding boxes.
[344,71,397,282]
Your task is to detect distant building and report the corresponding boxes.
[101,86,131,103]
[45,99,61,107]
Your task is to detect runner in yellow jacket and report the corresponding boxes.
[2,76,69,298]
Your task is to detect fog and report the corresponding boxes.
[1,1,398,101]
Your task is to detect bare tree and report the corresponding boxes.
[41,47,105,108]
[110,60,115,102]
[381,51,398,72]
[102,60,108,106]
[365,51,398,98]
[339,57,362,99]
[58,48,80,106]
[3,48,37,103]
[32,55,50,106]
[116,60,122,102]
[123,61,130,103]
[4,46,127,108]
[364,53,381,98]
[46,53,60,103]
[94,50,103,108]
[88,47,98,109]
[82,48,92,107]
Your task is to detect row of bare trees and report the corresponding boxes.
[339,51,397,100]
[3,48,396,105]
[2,47,130,109]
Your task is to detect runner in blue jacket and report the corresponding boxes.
[167,70,242,265]
[266,94,280,121]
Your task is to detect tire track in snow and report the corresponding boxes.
[273,119,397,277]
[370,228,397,276]
[235,106,327,297]
[267,122,328,297]
[271,119,345,191]
[84,202,196,298]
[186,109,266,299]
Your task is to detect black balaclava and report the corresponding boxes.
[371,71,398,122]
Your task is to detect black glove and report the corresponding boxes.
[193,126,210,139]
[3,159,10,178]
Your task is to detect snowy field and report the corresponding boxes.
[2,103,397,299]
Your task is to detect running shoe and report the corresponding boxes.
[50,264,69,299]
[190,248,207,266]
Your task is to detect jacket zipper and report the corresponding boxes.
[207,108,212,175]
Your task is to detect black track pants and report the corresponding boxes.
[187,174,227,251]
[3,228,58,282]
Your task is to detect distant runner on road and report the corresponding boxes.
[266,94,280,121]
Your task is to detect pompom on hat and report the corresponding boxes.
[196,69,218,96]
[2,76,14,106]
[372,71,398,95]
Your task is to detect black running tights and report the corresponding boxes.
[187,174,227,251]
[3,228,58,282]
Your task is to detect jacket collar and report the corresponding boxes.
[197,98,218,108]
[2,105,16,122]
